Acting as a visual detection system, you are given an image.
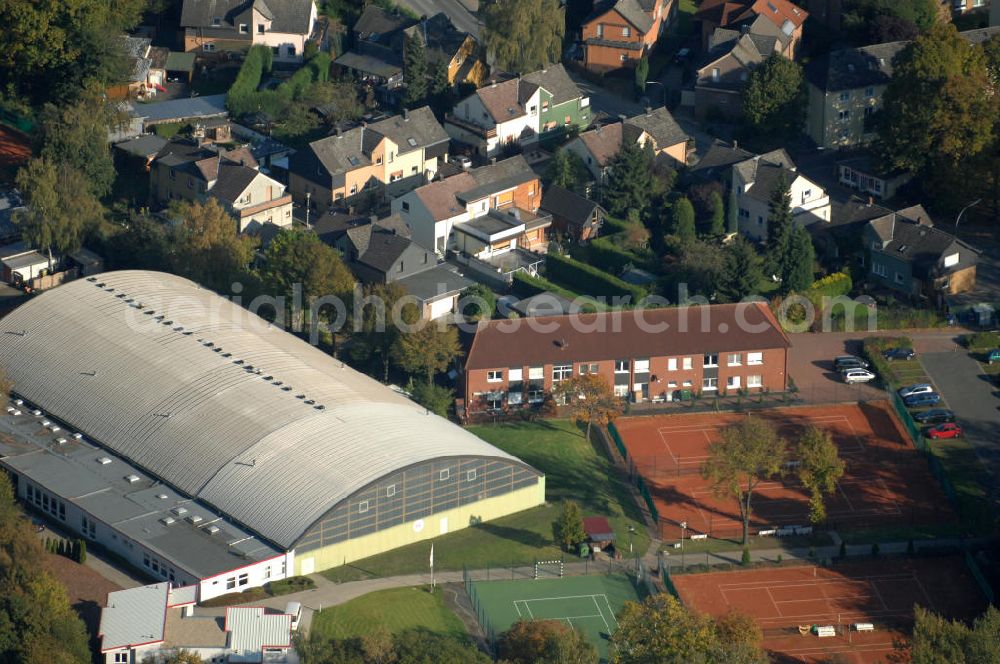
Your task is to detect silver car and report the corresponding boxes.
[898,383,934,398]
[843,369,876,384]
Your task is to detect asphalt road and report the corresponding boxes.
[397,0,481,37]
[920,351,1000,500]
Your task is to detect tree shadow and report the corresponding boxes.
[474,521,551,548]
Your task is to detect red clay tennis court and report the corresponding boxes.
[0,124,30,181]
[673,557,987,663]
[612,402,954,540]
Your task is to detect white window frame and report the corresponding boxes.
[552,364,572,382]
[747,375,763,388]
[509,368,523,381]
[467,469,477,481]
[439,468,450,481]
[748,352,763,365]
[682,357,692,370]
[704,353,718,368]
[667,358,677,371]
[486,370,503,383]
[702,377,718,391]
[386,484,396,498]
[727,353,742,367]
[872,263,887,277]
[727,375,741,389]
[615,360,630,373]
[634,358,650,372]
[358,500,369,514]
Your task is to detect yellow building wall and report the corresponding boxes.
[294,477,546,574]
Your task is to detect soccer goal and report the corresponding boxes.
[534,559,565,579]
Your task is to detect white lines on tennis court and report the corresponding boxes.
[511,594,616,633]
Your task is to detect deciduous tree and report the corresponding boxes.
[15,158,104,270]
[393,323,463,384]
[482,0,564,72]
[352,282,419,382]
[903,605,1000,664]
[794,426,845,524]
[611,594,719,663]
[459,283,497,321]
[552,373,624,441]
[742,54,806,136]
[499,619,599,664]
[169,199,258,292]
[702,417,788,545]
[552,500,586,551]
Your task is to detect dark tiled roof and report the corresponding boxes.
[397,264,474,300]
[541,186,602,226]
[690,139,754,175]
[805,41,904,92]
[586,0,654,33]
[625,107,688,150]
[475,78,531,123]
[208,162,260,203]
[181,0,314,34]
[357,228,412,272]
[371,107,449,153]
[460,155,537,202]
[353,4,415,37]
[404,13,468,64]
[522,64,584,106]
[869,216,978,276]
[576,122,625,168]
[465,302,791,370]
[114,134,169,158]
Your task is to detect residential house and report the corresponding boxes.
[804,40,902,149]
[315,211,474,319]
[391,155,547,258]
[460,302,791,415]
[333,5,414,96]
[287,107,449,212]
[108,37,161,100]
[805,28,1000,148]
[580,0,676,72]
[565,106,690,183]
[688,139,754,184]
[113,135,169,173]
[405,13,488,86]
[730,149,830,242]
[808,197,925,265]
[99,582,298,664]
[693,19,792,121]
[151,138,293,233]
[540,185,605,242]
[445,64,591,158]
[180,0,319,62]
[695,0,808,57]
[836,156,911,201]
[953,0,991,14]
[128,94,229,134]
[863,212,979,306]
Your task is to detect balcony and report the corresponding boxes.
[444,114,497,140]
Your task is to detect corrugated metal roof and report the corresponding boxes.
[100,583,169,651]
[0,271,528,548]
[226,607,292,652]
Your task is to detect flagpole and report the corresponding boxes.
[430,543,435,590]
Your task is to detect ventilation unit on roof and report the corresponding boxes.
[49,425,60,432]
[171,507,188,516]
[72,433,83,440]
[282,386,292,391]
[116,293,126,299]
[408,137,417,147]
[56,438,66,445]
[144,310,155,316]
[164,320,173,326]
[160,516,176,526]
[314,405,325,410]
[157,493,168,500]
[186,515,203,525]
[125,474,140,483]
[97,457,112,465]
[32,409,41,416]
[86,276,97,282]
[41,420,51,426]
[204,525,221,535]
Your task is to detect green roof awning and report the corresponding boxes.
[164,52,196,73]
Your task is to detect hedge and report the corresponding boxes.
[226,45,273,115]
[510,272,605,312]
[545,253,648,303]
[964,331,1000,350]
[601,215,632,235]
[583,236,638,273]
[861,336,913,388]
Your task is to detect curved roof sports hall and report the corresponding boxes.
[0,271,534,549]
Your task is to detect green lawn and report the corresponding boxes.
[322,420,650,582]
[309,586,466,641]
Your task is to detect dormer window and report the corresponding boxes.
[212,16,222,26]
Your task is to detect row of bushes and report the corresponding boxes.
[200,575,315,607]
[44,537,86,563]
[226,45,274,116]
[964,331,1000,350]
[861,336,914,388]
[809,271,853,299]
[545,253,648,303]
[581,236,639,273]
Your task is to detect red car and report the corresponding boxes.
[927,423,963,440]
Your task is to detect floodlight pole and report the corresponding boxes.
[680,521,687,568]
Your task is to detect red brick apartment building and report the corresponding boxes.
[461,302,791,416]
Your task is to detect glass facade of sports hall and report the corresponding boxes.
[295,457,540,552]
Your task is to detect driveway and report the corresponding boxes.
[920,351,1000,500]
[397,0,480,36]
[568,73,644,119]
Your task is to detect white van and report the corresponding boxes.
[843,369,875,384]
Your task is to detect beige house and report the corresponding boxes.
[287,106,449,213]
[564,106,690,183]
[151,139,293,233]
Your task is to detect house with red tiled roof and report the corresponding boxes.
[696,0,808,57]
[460,302,791,416]
[580,0,677,72]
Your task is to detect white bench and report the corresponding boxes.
[854,623,875,633]
[758,529,777,536]
[689,533,708,540]
[815,625,836,638]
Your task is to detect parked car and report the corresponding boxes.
[898,383,934,398]
[987,349,1000,364]
[843,369,876,384]
[835,355,869,371]
[454,155,472,170]
[883,347,916,361]
[904,392,942,407]
[674,48,691,65]
[913,408,955,424]
[927,423,963,440]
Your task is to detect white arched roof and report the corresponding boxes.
[0,271,527,548]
